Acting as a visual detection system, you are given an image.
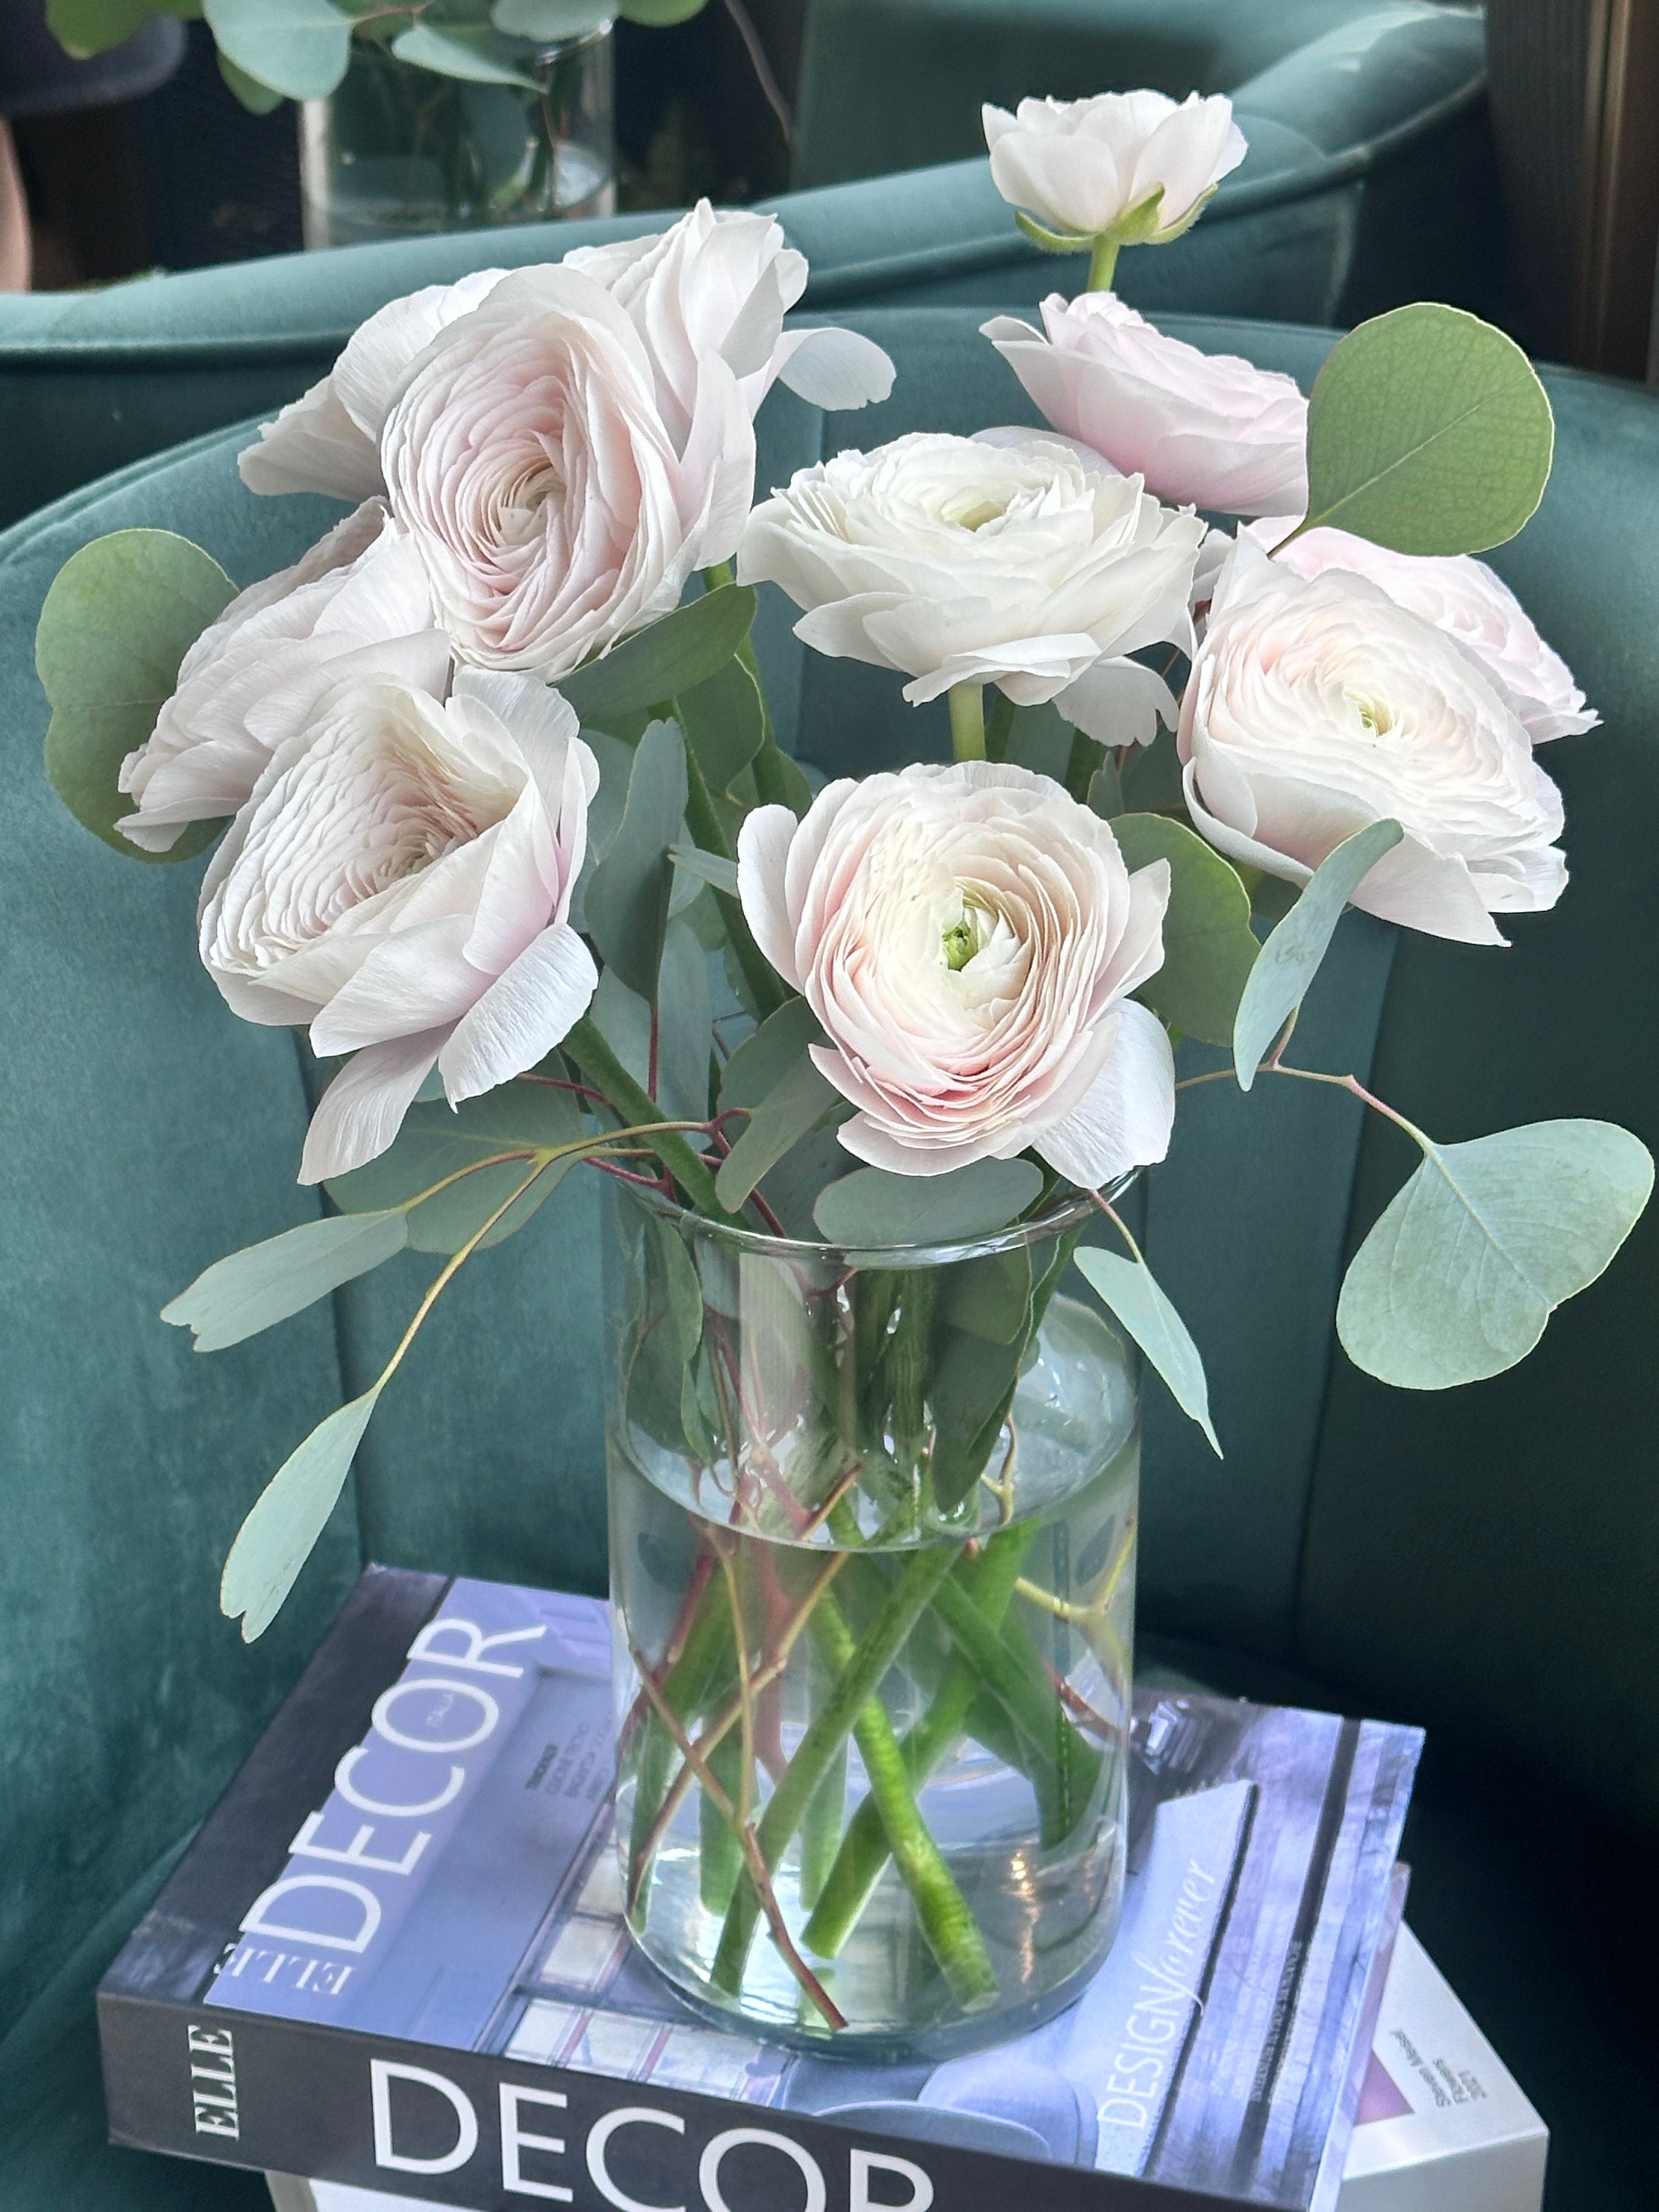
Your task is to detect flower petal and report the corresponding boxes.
[438,923,598,1103]
[298,1030,447,1184]
[1034,1000,1175,1186]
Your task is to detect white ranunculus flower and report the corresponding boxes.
[198,669,599,1183]
[1180,541,1567,945]
[983,90,1246,244]
[117,501,443,854]
[737,760,1174,1184]
[738,429,1206,739]
[985,292,1308,517]
[238,204,891,506]
[380,263,753,678]
[565,201,893,438]
[1245,518,1598,744]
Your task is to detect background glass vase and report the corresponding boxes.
[604,1182,1140,2059]
[299,29,616,250]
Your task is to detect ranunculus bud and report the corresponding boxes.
[117,500,442,853]
[198,669,599,1182]
[985,293,1308,518]
[983,91,1245,245]
[1180,542,1567,945]
[1245,519,1598,744]
[738,428,1206,741]
[737,760,1174,1186]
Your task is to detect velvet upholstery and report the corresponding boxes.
[0,3,1496,531]
[1,308,1654,2208]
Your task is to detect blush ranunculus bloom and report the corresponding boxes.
[985,292,1308,517]
[1245,518,1598,743]
[198,668,599,1183]
[983,90,1245,243]
[738,428,1206,740]
[379,262,754,678]
[237,203,890,505]
[117,500,443,854]
[1180,541,1567,945]
[737,761,1175,1184]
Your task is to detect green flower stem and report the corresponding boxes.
[931,1576,1101,1845]
[803,1520,1037,1957]
[676,735,788,1019]
[799,1737,849,1911]
[624,1576,735,1907]
[984,690,1017,763]
[712,1542,958,1996]
[1087,234,1121,292]
[699,1733,746,1912]
[948,681,987,762]
[811,1589,999,2010]
[562,1018,741,1224]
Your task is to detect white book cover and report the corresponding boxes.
[272,1923,1548,2212]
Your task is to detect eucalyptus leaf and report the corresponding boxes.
[1113,812,1257,1047]
[221,1386,382,1642]
[656,919,713,1121]
[676,654,765,798]
[1003,702,1075,783]
[163,1211,408,1352]
[493,0,611,32]
[1232,819,1403,1090]
[1119,728,1183,814]
[47,0,160,55]
[558,585,757,733]
[1338,1119,1653,1388]
[1074,1246,1220,1455]
[218,49,287,110]
[669,842,740,896]
[326,1078,586,1254]
[627,1217,705,1454]
[584,719,687,1003]
[1086,758,1124,820]
[718,995,821,1113]
[1300,303,1554,555]
[37,529,234,860]
[392,20,539,84]
[753,737,815,817]
[204,0,354,98]
[589,968,651,1091]
[940,1244,1035,1344]
[617,0,708,21]
[930,1327,1023,1512]
[715,1055,845,1212]
[812,1159,1043,1249]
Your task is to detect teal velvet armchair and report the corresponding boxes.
[1,308,1654,2210]
[0,4,1497,534]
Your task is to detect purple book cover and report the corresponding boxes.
[99,1566,1419,2212]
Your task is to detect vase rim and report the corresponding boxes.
[613,1173,1135,1268]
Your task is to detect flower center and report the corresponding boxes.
[1345,686,1395,738]
[940,894,992,971]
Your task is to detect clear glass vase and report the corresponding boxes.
[299,29,616,250]
[604,1182,1139,2061]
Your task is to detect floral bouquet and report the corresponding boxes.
[38,91,1652,2055]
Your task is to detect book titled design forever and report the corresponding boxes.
[98,1567,1421,2212]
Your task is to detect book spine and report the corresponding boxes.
[98,1989,1234,2212]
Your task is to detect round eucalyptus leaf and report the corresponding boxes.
[37,528,235,863]
[391,21,540,84]
[617,0,708,22]
[812,1159,1043,1249]
[1301,303,1554,555]
[493,0,613,33]
[1112,812,1256,1048]
[46,0,157,58]
[1338,1119,1653,1389]
[204,0,354,98]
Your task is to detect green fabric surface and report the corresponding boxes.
[2,304,1655,2209]
[0,5,1491,529]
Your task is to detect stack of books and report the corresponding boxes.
[96,1568,1547,2212]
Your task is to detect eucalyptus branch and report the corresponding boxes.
[678,736,788,1019]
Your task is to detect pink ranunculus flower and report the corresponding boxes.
[1245,518,1599,743]
[237,204,891,506]
[737,761,1175,1184]
[983,90,1245,243]
[1180,540,1567,946]
[985,292,1309,518]
[117,500,443,854]
[197,668,599,1183]
[379,262,754,678]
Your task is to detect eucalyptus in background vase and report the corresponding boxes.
[46,0,712,244]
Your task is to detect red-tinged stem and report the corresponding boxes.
[629,1638,848,2031]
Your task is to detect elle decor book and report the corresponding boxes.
[98,1567,1421,2212]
